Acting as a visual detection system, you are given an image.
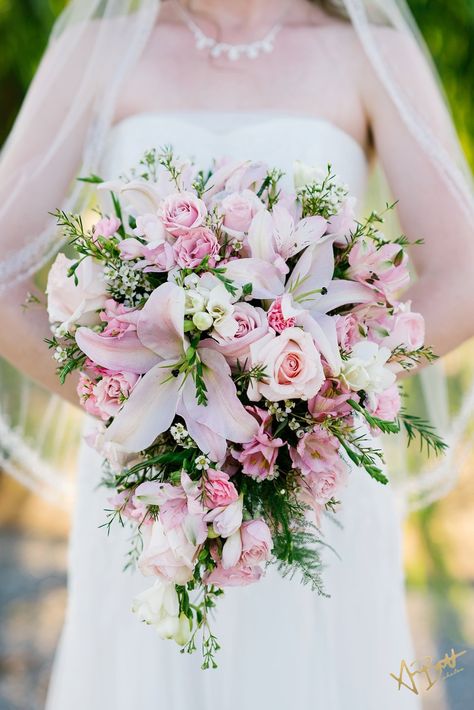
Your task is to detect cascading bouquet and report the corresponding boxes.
[45,148,445,668]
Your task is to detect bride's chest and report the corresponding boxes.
[100,113,369,200]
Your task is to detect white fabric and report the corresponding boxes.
[46,113,420,710]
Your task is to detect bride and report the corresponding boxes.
[0,1,473,708]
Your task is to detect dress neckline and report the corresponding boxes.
[109,110,369,164]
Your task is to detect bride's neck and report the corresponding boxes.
[180,0,301,30]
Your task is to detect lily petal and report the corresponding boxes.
[286,239,335,305]
[223,258,285,300]
[297,311,342,376]
[247,209,276,262]
[105,361,184,451]
[314,279,375,313]
[76,328,159,374]
[182,349,259,444]
[222,530,243,569]
[177,398,228,463]
[137,282,186,360]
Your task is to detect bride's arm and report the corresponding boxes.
[361,32,474,358]
[0,28,104,405]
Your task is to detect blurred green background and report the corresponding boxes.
[0,1,473,709]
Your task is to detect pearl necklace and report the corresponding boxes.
[175,2,286,61]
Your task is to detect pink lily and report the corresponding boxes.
[76,283,258,458]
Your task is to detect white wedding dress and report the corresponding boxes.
[46,112,421,710]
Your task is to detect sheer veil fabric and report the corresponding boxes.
[0,0,473,508]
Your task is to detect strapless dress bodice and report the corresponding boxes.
[100,111,369,199]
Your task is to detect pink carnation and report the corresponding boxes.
[267,297,296,333]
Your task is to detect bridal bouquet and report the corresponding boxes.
[45,148,444,667]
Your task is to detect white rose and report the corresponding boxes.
[293,161,327,190]
[46,253,107,333]
[342,341,396,393]
[132,582,191,645]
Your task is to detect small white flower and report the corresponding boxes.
[195,454,210,470]
[193,311,214,331]
[184,289,205,315]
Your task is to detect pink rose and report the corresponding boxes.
[234,406,284,480]
[290,425,341,477]
[203,469,239,509]
[204,562,263,588]
[173,227,219,269]
[93,371,139,419]
[248,328,325,402]
[348,238,410,298]
[368,383,401,421]
[139,519,198,585]
[384,305,425,350]
[93,216,121,239]
[220,190,263,234]
[298,457,348,508]
[160,191,207,236]
[240,519,273,566]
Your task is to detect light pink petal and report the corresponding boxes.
[105,361,184,452]
[76,328,159,374]
[223,258,285,300]
[290,216,328,257]
[183,349,259,444]
[313,279,375,313]
[177,398,228,463]
[137,282,186,359]
[182,515,208,546]
[247,209,276,262]
[297,312,341,376]
[222,530,243,569]
[286,239,335,304]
